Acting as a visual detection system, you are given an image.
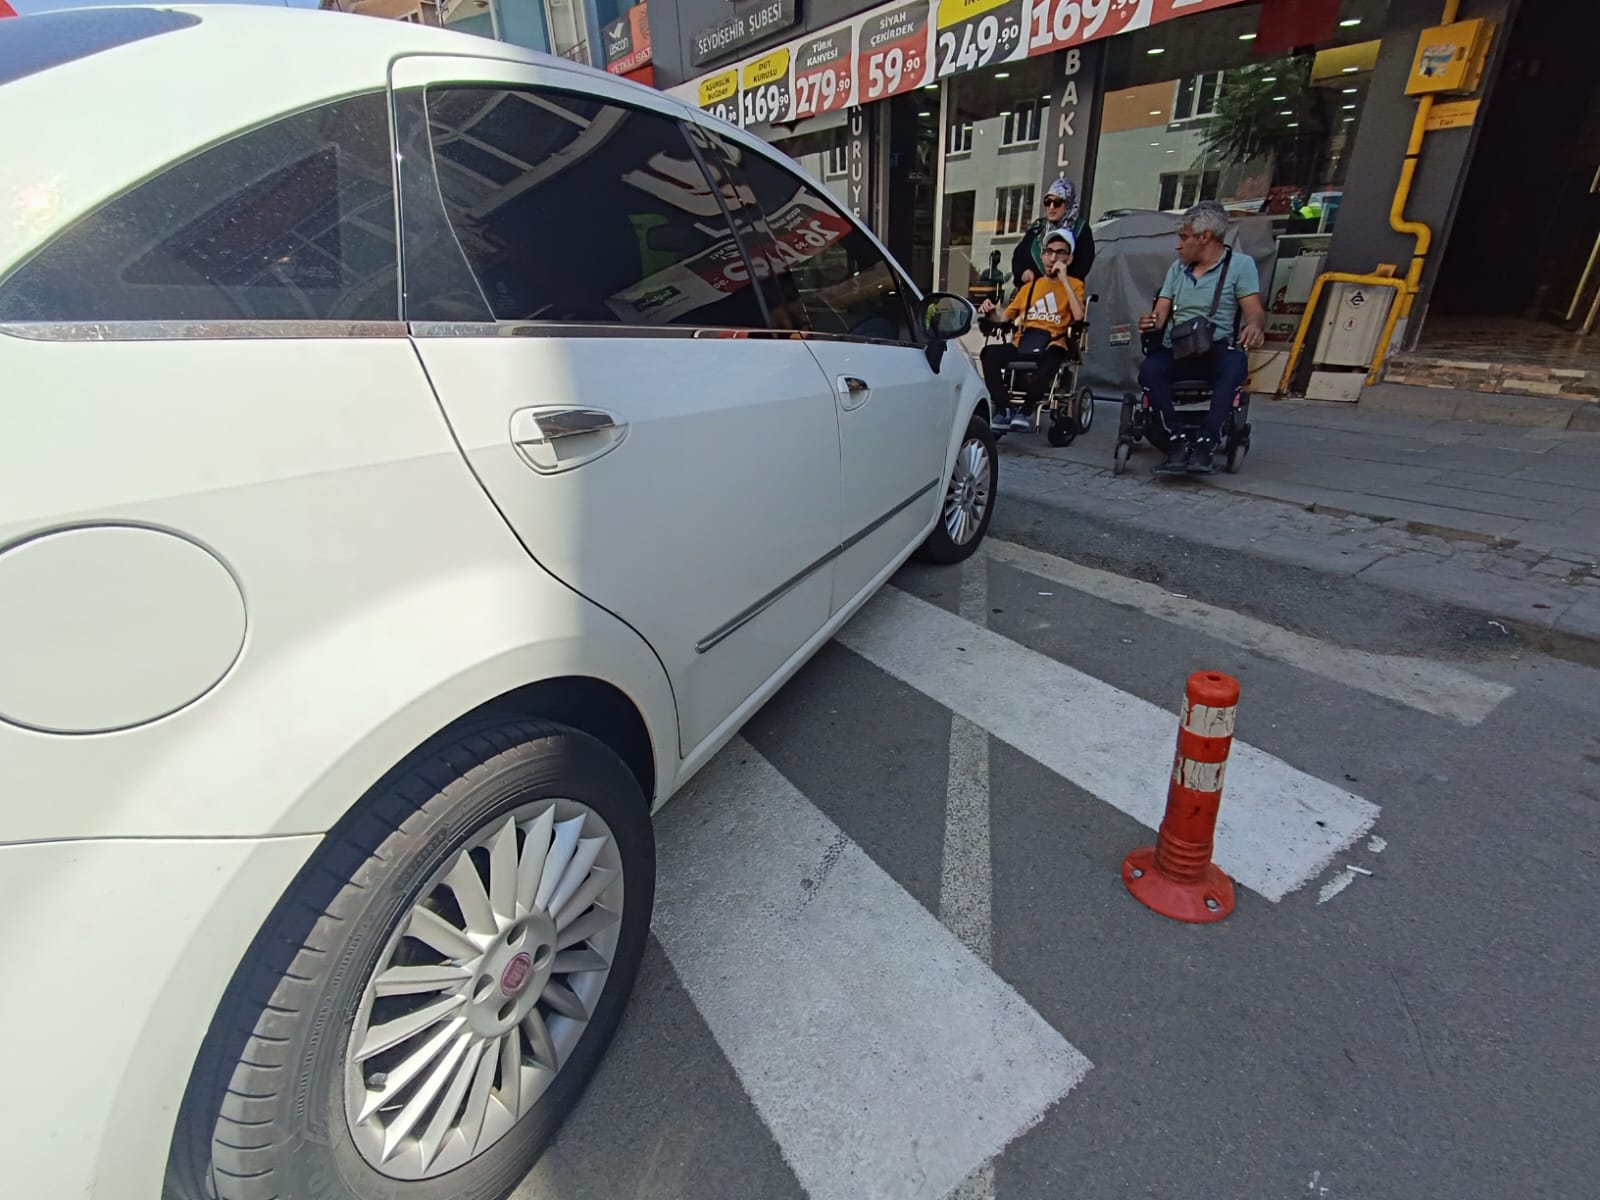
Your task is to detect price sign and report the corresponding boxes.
[741,48,793,126]
[1025,0,1140,55]
[935,0,1025,79]
[697,69,741,125]
[793,27,855,120]
[858,1,932,102]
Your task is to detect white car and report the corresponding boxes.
[0,7,996,1200]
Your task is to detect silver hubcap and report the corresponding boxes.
[944,436,991,547]
[344,799,623,1179]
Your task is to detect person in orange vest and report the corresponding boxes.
[979,227,1086,432]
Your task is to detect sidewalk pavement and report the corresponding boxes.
[994,394,1600,660]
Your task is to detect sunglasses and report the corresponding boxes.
[1043,197,1066,207]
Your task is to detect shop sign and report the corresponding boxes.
[674,0,1250,129]
[934,0,1024,79]
[856,1,934,103]
[691,0,800,68]
[845,105,872,220]
[792,26,856,119]
[698,68,742,124]
[741,48,793,126]
[604,4,653,76]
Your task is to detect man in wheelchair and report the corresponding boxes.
[1136,201,1267,474]
[977,228,1086,432]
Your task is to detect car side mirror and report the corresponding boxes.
[920,292,975,373]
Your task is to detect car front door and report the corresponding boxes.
[697,131,959,613]
[391,57,843,756]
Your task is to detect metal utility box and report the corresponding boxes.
[1313,282,1396,368]
[1406,18,1493,96]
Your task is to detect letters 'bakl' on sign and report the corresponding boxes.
[675,0,1248,128]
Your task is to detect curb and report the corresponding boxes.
[1359,381,1600,431]
[996,444,1600,668]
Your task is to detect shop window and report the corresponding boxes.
[948,121,974,156]
[0,92,398,322]
[1001,101,1043,147]
[994,184,1035,237]
[414,86,769,330]
[1157,169,1222,212]
[1173,72,1225,121]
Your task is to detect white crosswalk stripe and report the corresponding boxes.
[641,539,1411,1198]
[653,741,1091,1200]
[983,538,1513,726]
[837,587,1380,901]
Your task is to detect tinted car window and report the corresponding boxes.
[697,132,915,343]
[415,87,767,330]
[0,92,398,322]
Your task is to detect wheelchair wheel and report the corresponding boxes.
[1113,440,1132,475]
[1077,387,1095,434]
[1226,439,1248,474]
[1046,417,1077,448]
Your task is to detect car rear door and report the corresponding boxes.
[391,57,843,756]
[694,130,957,613]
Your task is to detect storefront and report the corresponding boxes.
[661,1,1385,290]
[653,0,1571,387]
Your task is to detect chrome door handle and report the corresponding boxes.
[509,407,627,474]
[837,376,871,409]
[512,408,622,444]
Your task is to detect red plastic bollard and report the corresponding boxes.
[1121,671,1240,924]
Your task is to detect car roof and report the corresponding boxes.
[0,4,684,270]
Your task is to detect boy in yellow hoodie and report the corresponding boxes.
[978,227,1087,432]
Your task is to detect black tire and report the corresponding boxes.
[1226,440,1248,474]
[1113,440,1132,475]
[1076,387,1095,433]
[1046,419,1076,447]
[172,721,654,1200]
[1117,396,1135,441]
[917,414,997,564]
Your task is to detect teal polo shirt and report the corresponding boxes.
[1159,251,1261,348]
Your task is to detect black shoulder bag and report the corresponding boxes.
[1169,248,1232,361]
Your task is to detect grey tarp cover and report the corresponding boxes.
[1077,210,1279,399]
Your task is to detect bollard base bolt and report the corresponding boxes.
[1121,846,1236,924]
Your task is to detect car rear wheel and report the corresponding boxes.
[173,721,653,1200]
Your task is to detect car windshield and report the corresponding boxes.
[0,8,199,90]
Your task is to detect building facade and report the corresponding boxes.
[324,0,656,82]
[643,0,1595,392]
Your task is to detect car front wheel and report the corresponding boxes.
[173,720,654,1200]
[917,414,997,564]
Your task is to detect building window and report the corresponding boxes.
[994,184,1035,236]
[825,144,848,177]
[1157,169,1222,212]
[948,121,974,156]
[1172,72,1225,121]
[1001,102,1042,147]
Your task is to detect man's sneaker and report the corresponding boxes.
[1186,441,1216,474]
[1156,440,1189,474]
[1010,409,1034,432]
[991,407,1013,432]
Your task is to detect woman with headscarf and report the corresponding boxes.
[1013,176,1095,288]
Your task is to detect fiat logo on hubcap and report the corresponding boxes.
[499,952,533,996]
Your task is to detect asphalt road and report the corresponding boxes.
[513,483,1600,1200]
